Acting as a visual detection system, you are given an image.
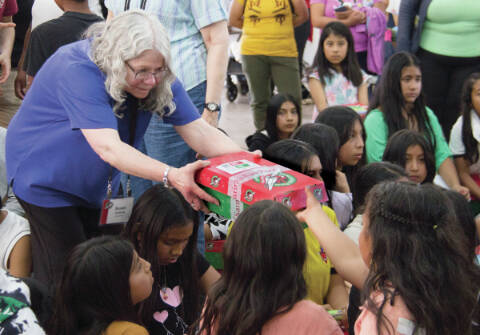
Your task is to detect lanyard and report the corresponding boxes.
[106,96,138,198]
[124,0,147,10]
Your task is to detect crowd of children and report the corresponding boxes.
[1,0,480,335]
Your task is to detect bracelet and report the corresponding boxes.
[163,166,171,188]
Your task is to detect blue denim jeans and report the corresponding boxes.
[126,81,207,253]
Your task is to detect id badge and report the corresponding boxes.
[99,197,134,225]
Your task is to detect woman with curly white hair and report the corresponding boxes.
[5,10,243,288]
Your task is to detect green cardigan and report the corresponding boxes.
[364,107,451,170]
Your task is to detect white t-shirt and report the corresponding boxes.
[449,111,480,174]
[0,210,30,271]
[331,191,353,230]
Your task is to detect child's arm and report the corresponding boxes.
[308,77,328,115]
[7,235,32,278]
[438,158,471,200]
[326,274,349,310]
[454,156,480,199]
[297,188,368,289]
[358,83,369,106]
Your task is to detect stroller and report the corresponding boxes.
[225,27,249,102]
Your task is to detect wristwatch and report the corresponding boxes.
[204,102,220,112]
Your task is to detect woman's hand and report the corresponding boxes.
[346,10,366,26]
[168,160,219,212]
[334,7,353,20]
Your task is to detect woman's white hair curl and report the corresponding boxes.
[85,10,175,116]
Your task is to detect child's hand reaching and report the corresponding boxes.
[334,170,351,193]
[296,187,333,229]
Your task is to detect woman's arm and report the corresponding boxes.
[358,83,369,106]
[229,0,244,29]
[297,188,368,289]
[200,266,221,293]
[454,157,480,199]
[81,128,219,211]
[310,3,365,28]
[308,77,328,114]
[174,118,243,158]
[438,157,471,199]
[291,0,309,27]
[326,274,349,310]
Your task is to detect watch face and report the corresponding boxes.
[207,103,219,111]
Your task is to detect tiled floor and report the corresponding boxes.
[219,86,314,149]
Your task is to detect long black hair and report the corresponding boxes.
[368,51,436,149]
[382,129,436,183]
[122,184,200,328]
[264,139,319,177]
[197,200,307,335]
[265,93,301,141]
[363,182,480,335]
[292,123,339,192]
[48,236,139,335]
[460,72,480,164]
[315,105,366,185]
[309,21,363,87]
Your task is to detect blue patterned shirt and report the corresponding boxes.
[105,0,227,91]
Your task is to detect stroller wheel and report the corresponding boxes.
[227,85,238,102]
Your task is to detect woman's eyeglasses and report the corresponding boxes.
[126,62,168,82]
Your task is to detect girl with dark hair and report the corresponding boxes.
[342,162,407,335]
[197,200,343,335]
[264,139,349,313]
[49,236,153,335]
[315,105,365,186]
[123,184,220,335]
[365,51,470,198]
[308,21,369,120]
[450,73,480,216]
[299,181,480,335]
[292,123,353,229]
[246,93,301,153]
[382,129,436,184]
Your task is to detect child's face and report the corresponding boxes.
[129,251,154,305]
[323,33,348,67]
[471,79,480,116]
[156,222,193,265]
[405,144,427,184]
[400,65,422,106]
[276,101,299,139]
[338,119,364,167]
[306,155,323,181]
[359,208,372,266]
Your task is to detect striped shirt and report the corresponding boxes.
[105,0,227,91]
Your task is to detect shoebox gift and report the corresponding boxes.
[196,152,328,220]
